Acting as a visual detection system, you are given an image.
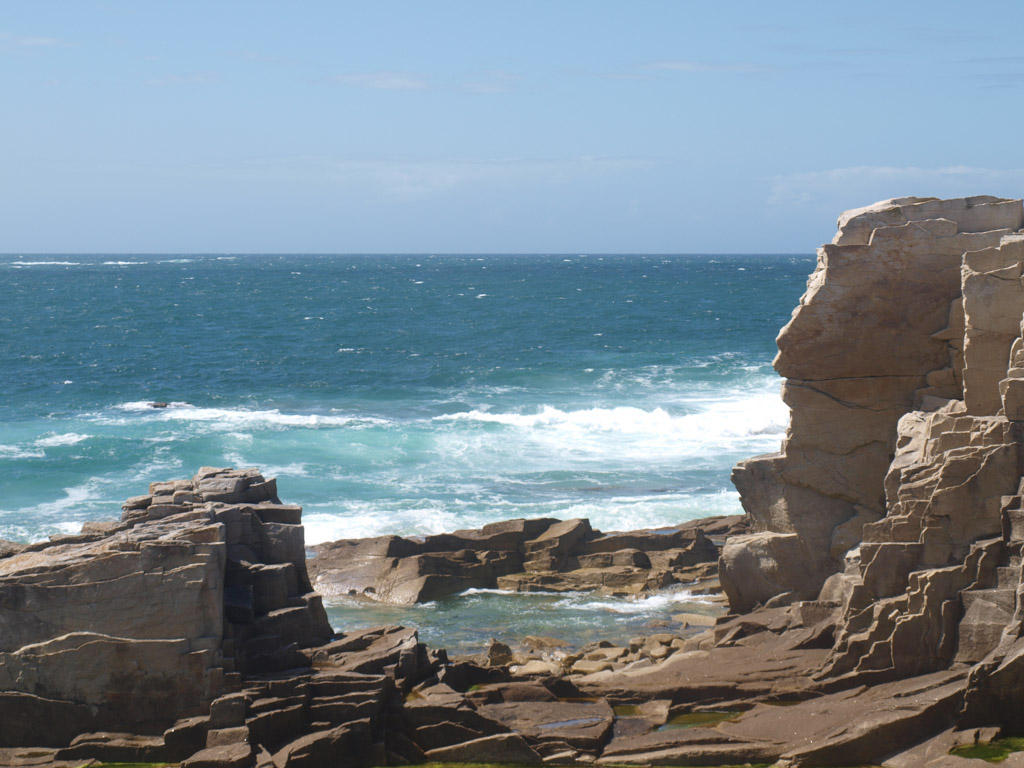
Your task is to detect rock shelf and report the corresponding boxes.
[308,514,739,606]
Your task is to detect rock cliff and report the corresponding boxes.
[725,195,1024,612]
[0,467,334,750]
[715,195,1024,746]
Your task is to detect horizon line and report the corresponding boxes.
[0,251,815,257]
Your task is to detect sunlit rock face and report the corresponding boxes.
[0,467,333,748]
[724,195,1024,720]
[725,195,1024,620]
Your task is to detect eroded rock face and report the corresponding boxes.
[0,467,332,748]
[727,195,1024,611]
[723,194,1024,742]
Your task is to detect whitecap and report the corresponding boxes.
[435,401,786,442]
[556,588,706,615]
[302,501,467,545]
[115,400,192,412]
[34,432,90,448]
[255,462,310,478]
[20,483,99,517]
[0,445,45,460]
[105,402,385,430]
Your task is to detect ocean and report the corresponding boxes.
[1,253,811,651]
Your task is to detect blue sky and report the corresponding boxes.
[3,1,1024,253]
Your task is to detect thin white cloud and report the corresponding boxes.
[327,72,428,90]
[175,154,652,201]
[147,73,217,87]
[0,32,61,50]
[768,165,1024,208]
[460,71,522,94]
[647,60,765,74]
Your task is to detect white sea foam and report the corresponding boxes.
[557,588,708,614]
[103,261,148,265]
[0,444,45,459]
[225,458,310,479]
[34,432,90,448]
[116,400,193,411]
[433,393,787,460]
[104,402,389,430]
[20,482,99,518]
[259,462,311,478]
[302,501,467,545]
[222,451,248,469]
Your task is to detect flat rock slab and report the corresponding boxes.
[424,733,542,764]
[598,725,778,766]
[718,668,967,766]
[580,630,829,704]
[477,699,615,752]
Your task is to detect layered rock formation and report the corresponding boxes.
[726,195,1024,611]
[309,515,736,605]
[0,468,338,753]
[0,470,736,767]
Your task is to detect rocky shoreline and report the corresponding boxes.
[8,196,1024,766]
[0,467,743,767]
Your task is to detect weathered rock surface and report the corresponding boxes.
[728,195,1024,609]
[309,515,736,605]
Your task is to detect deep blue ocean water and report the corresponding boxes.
[1,253,812,650]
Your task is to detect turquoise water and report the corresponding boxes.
[1,253,810,647]
[325,586,723,655]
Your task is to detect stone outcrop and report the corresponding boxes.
[727,195,1024,610]
[0,469,741,767]
[0,468,338,753]
[309,515,737,605]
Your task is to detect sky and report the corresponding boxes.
[3,0,1024,253]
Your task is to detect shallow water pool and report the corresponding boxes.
[324,585,720,655]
